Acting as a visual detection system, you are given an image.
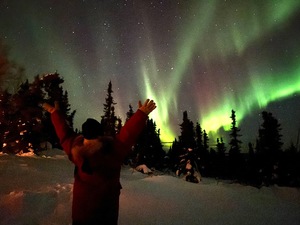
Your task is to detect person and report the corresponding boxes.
[185,159,195,182]
[42,99,156,225]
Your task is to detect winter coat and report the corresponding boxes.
[51,109,148,225]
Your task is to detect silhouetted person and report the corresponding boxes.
[43,99,156,225]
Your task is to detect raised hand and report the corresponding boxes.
[138,99,156,115]
[42,101,59,113]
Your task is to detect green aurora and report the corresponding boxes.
[137,0,300,143]
[1,0,299,148]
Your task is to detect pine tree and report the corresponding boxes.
[179,111,195,148]
[215,137,227,178]
[126,104,134,122]
[0,43,75,153]
[3,79,44,153]
[168,138,182,171]
[216,138,226,157]
[256,111,283,184]
[246,142,261,186]
[257,111,282,155]
[200,129,210,176]
[195,122,203,162]
[61,90,76,129]
[116,117,123,134]
[229,110,242,156]
[39,73,64,102]
[132,118,165,169]
[203,130,209,155]
[228,110,243,180]
[101,81,117,136]
[281,142,300,186]
[38,73,76,148]
[3,72,76,152]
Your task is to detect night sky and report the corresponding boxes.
[1,0,300,150]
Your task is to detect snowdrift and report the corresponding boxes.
[0,149,300,225]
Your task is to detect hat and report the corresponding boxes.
[82,118,103,140]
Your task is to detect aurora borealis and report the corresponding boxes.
[1,0,300,149]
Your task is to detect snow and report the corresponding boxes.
[1,149,300,225]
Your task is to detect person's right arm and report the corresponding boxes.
[43,102,77,156]
[116,99,156,158]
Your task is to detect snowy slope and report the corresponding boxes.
[0,149,300,225]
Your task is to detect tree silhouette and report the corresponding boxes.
[101,81,118,136]
[229,110,242,156]
[126,104,134,122]
[257,111,283,155]
[37,73,76,148]
[202,130,209,155]
[0,72,76,153]
[280,142,300,186]
[215,137,227,178]
[194,122,203,158]
[228,110,243,180]
[169,111,196,170]
[134,119,165,169]
[124,102,164,169]
[256,111,283,185]
[179,111,195,149]
[1,78,43,153]
[216,137,226,157]
[167,138,182,171]
[201,129,210,176]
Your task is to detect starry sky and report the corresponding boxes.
[1,0,300,150]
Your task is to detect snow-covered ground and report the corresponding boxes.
[0,149,300,225]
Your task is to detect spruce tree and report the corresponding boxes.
[281,142,300,186]
[61,90,76,129]
[256,111,283,184]
[168,138,182,171]
[101,81,117,136]
[229,110,242,156]
[195,122,203,163]
[38,73,76,148]
[228,110,243,180]
[179,111,195,149]
[126,104,134,122]
[201,129,210,176]
[203,130,209,153]
[2,72,76,151]
[216,137,226,157]
[134,119,165,169]
[243,142,257,185]
[257,111,282,156]
[215,137,227,178]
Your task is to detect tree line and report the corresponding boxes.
[0,41,299,187]
[0,73,75,153]
[167,109,300,187]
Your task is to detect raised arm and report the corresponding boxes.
[42,102,76,155]
[117,99,156,157]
